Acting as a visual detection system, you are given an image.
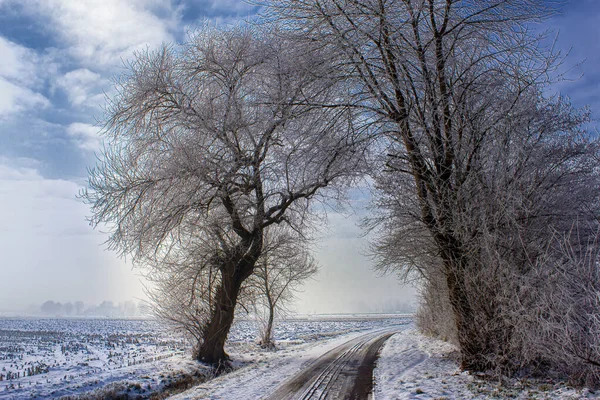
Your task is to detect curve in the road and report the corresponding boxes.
[265,328,400,400]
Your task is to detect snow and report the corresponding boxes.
[5,316,591,399]
[0,315,410,399]
[0,318,196,399]
[374,328,599,399]
[169,316,412,399]
[172,326,408,400]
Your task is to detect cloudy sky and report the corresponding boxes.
[0,0,598,314]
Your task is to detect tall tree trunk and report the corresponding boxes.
[196,259,255,368]
[445,269,488,370]
[438,237,490,371]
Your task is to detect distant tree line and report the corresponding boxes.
[39,300,141,317]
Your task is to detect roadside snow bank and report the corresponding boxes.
[374,329,598,399]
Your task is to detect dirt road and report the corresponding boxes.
[265,329,398,400]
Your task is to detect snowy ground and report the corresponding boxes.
[172,324,411,399]
[0,318,192,399]
[374,329,599,399]
[0,315,409,399]
[4,317,590,399]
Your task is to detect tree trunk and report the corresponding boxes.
[262,303,275,348]
[196,260,254,369]
[439,240,491,371]
[445,270,489,370]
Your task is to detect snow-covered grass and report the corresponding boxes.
[374,328,599,399]
[0,315,410,399]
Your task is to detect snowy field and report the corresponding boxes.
[0,315,409,399]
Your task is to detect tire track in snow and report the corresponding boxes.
[265,328,400,399]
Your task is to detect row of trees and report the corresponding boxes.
[85,0,600,385]
[40,300,140,317]
[266,0,600,385]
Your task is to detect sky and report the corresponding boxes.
[0,0,598,315]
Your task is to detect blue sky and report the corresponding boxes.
[0,0,597,313]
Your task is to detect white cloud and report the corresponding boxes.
[67,122,102,152]
[0,36,39,84]
[0,160,90,241]
[55,68,108,108]
[0,161,40,181]
[0,78,50,118]
[0,37,49,118]
[35,0,176,67]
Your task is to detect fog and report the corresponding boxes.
[0,170,415,315]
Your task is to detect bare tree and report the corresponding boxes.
[263,0,600,374]
[83,25,366,367]
[246,226,318,348]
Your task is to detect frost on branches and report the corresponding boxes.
[264,0,600,385]
[83,25,366,368]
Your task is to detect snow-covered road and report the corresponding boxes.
[172,325,411,400]
[265,328,398,399]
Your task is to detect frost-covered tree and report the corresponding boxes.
[40,300,63,316]
[263,0,600,377]
[247,226,318,348]
[83,25,366,367]
[143,216,257,360]
[63,302,74,316]
[74,301,85,316]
